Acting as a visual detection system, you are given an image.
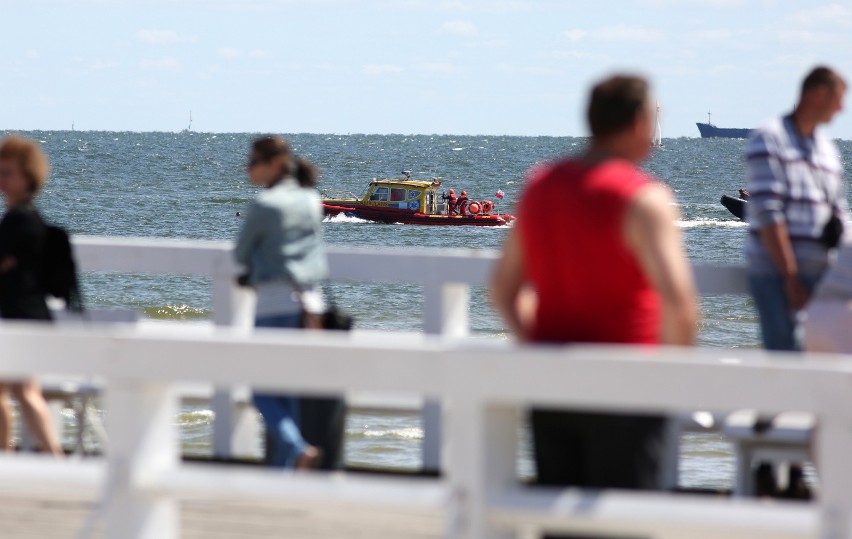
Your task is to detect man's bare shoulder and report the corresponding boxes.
[629,181,678,222]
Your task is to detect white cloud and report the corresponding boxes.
[219,48,241,59]
[140,57,181,70]
[694,29,732,41]
[249,49,268,58]
[595,25,664,42]
[709,64,737,74]
[438,0,471,11]
[525,66,560,76]
[554,50,608,61]
[363,64,403,75]
[89,60,116,71]
[442,20,479,37]
[24,50,39,59]
[773,54,823,68]
[563,29,587,42]
[137,29,195,45]
[495,64,564,75]
[641,0,745,6]
[563,25,663,43]
[788,3,852,28]
[417,63,461,75]
[777,30,835,44]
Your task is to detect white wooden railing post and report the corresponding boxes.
[210,260,258,460]
[423,280,470,473]
[105,379,178,539]
[447,394,518,539]
[816,413,852,539]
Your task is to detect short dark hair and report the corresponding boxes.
[587,75,650,138]
[801,66,845,95]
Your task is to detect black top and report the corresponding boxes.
[0,204,51,320]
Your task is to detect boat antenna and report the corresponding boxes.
[707,109,712,126]
[187,110,192,132]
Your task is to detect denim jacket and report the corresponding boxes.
[234,178,329,287]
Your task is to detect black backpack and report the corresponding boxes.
[41,224,83,312]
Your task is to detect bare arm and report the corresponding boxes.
[758,222,808,310]
[624,184,698,346]
[489,226,531,340]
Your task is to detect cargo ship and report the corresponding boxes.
[696,111,752,139]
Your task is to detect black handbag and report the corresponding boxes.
[300,284,353,331]
[820,213,844,249]
[320,304,353,331]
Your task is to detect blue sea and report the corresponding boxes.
[9,130,852,488]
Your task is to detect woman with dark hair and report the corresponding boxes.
[0,135,63,455]
[235,135,343,469]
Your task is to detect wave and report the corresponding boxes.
[677,218,747,229]
[176,409,214,427]
[323,213,372,224]
[205,197,250,205]
[348,427,423,440]
[142,304,211,320]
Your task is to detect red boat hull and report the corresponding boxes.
[323,203,513,226]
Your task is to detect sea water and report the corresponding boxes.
[11,130,852,488]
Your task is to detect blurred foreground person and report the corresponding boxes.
[490,75,697,523]
[235,135,344,469]
[0,136,63,455]
[745,66,847,351]
[804,242,852,352]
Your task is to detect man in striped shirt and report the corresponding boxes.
[746,66,847,351]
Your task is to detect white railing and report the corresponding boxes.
[0,323,849,539]
[69,236,750,471]
[1,236,848,538]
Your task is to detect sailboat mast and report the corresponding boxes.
[653,101,662,146]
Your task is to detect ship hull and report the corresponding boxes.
[697,123,752,139]
[720,195,748,221]
[324,203,513,226]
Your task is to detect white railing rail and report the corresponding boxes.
[0,324,849,539]
[69,236,751,470]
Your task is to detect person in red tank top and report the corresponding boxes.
[491,75,697,505]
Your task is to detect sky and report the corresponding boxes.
[2,0,852,138]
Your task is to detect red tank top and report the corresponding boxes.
[518,158,661,344]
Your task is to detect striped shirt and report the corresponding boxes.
[745,114,846,275]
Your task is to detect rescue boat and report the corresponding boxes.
[322,177,514,226]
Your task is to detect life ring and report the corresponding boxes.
[468,202,481,215]
[481,200,493,213]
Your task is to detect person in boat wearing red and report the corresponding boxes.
[490,74,697,521]
[442,188,457,215]
[457,190,469,215]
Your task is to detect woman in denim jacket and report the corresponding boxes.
[235,135,338,469]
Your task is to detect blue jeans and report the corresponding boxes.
[748,273,822,352]
[253,312,307,468]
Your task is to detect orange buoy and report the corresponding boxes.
[468,202,481,214]
[481,200,493,213]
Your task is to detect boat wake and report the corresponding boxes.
[323,213,371,224]
[677,218,748,229]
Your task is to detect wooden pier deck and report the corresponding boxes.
[0,493,448,539]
